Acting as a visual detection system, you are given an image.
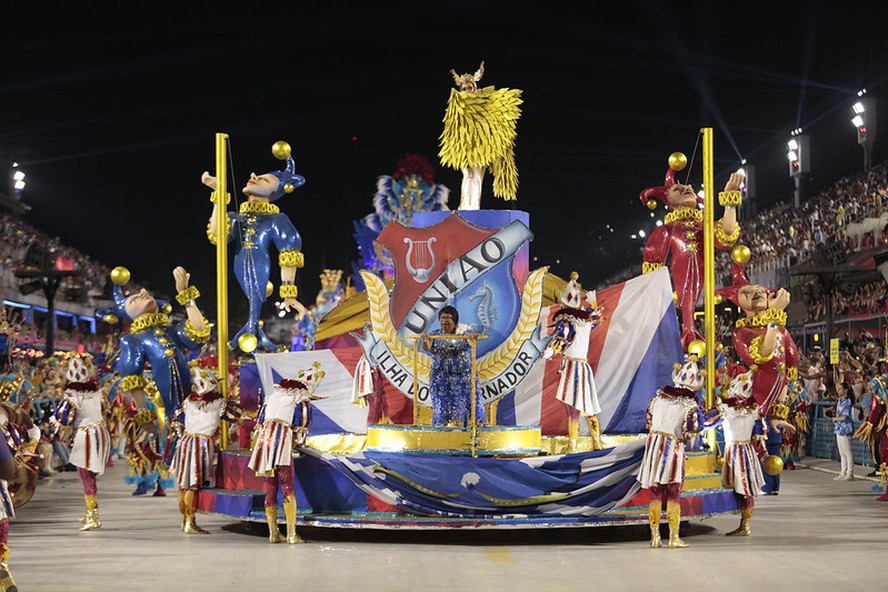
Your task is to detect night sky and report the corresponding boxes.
[3,1,888,309]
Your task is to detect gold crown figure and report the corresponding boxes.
[319,269,343,293]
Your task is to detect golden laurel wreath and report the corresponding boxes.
[361,271,431,381]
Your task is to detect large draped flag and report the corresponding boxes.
[298,439,645,518]
[254,267,681,436]
[503,266,682,435]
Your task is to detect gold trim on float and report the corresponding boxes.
[366,425,542,456]
[685,450,718,475]
[682,473,723,491]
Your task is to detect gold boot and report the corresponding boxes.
[183,515,210,535]
[666,500,688,548]
[648,500,662,549]
[265,506,282,544]
[182,490,209,535]
[586,415,602,450]
[283,496,304,544]
[567,415,580,453]
[726,504,753,537]
[80,495,101,531]
[177,490,187,531]
[80,509,101,531]
[0,559,16,592]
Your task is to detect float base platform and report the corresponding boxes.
[197,444,740,530]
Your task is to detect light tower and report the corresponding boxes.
[737,159,756,218]
[851,91,876,171]
[1,162,29,215]
[787,129,809,208]
[11,164,25,196]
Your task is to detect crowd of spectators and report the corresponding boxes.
[804,279,888,322]
[0,212,121,353]
[0,213,111,305]
[790,331,886,471]
[797,332,884,403]
[716,160,888,281]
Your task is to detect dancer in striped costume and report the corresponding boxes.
[712,370,767,536]
[637,356,703,549]
[52,353,111,531]
[544,272,604,452]
[248,362,325,544]
[169,365,241,534]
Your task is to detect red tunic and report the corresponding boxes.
[643,209,737,347]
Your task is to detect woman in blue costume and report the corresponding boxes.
[421,306,485,427]
[202,141,309,352]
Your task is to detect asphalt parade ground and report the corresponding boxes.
[8,455,888,592]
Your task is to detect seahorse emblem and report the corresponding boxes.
[467,283,496,333]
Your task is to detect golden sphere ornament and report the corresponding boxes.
[266,281,274,298]
[687,339,706,358]
[668,152,688,172]
[714,294,723,305]
[731,244,752,265]
[110,266,131,286]
[646,198,658,210]
[238,333,258,353]
[271,141,291,160]
[103,314,118,325]
[284,183,295,194]
[762,454,784,476]
[161,304,172,315]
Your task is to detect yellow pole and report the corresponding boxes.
[701,128,717,419]
[215,133,231,448]
[412,339,420,426]
[469,337,478,458]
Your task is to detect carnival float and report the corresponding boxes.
[90,62,801,535]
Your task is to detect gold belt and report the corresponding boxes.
[650,430,680,439]
[77,420,107,430]
[184,431,214,438]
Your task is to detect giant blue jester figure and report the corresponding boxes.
[202,141,308,352]
[97,266,211,417]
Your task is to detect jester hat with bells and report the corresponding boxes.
[53,352,100,430]
[64,352,99,392]
[552,272,599,323]
[723,371,757,408]
[188,364,223,405]
[638,153,703,211]
[671,356,706,393]
[263,141,306,202]
[715,262,776,313]
[96,267,171,324]
[275,361,326,403]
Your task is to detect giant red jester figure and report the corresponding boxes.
[717,264,800,419]
[640,153,742,350]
